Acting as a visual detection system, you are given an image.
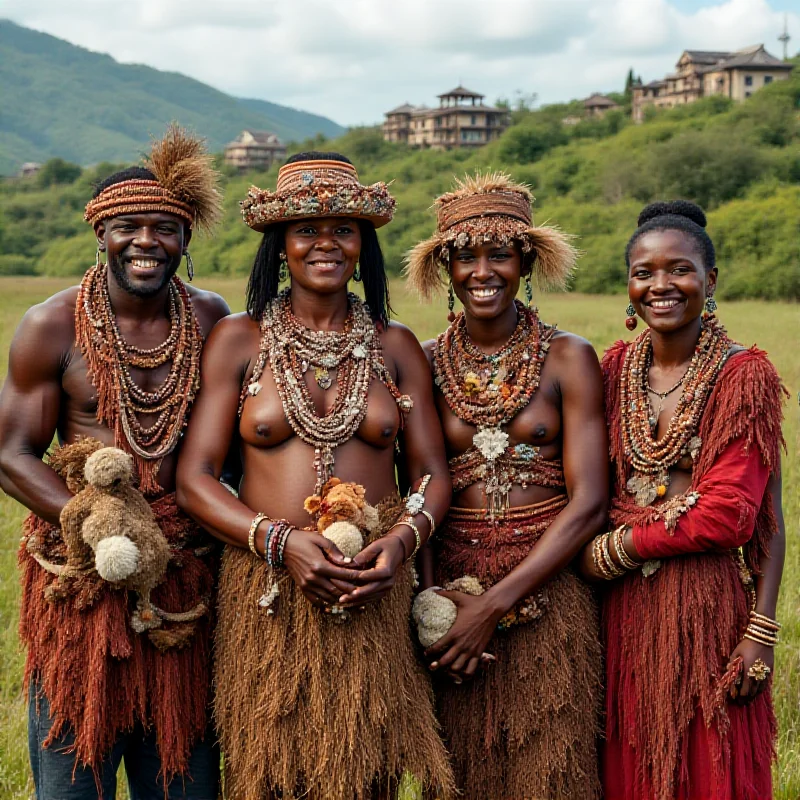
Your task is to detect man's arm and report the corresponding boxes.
[0,298,74,524]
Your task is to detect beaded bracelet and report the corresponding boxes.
[600,532,626,578]
[593,534,620,580]
[248,513,269,558]
[613,526,642,570]
[405,474,432,517]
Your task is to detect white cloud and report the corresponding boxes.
[3,0,797,125]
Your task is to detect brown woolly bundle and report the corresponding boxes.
[19,445,218,789]
[434,502,602,799]
[144,123,223,234]
[404,171,578,300]
[214,496,455,800]
[601,341,786,799]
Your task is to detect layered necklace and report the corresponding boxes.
[247,289,411,494]
[620,316,731,506]
[432,302,554,516]
[76,262,203,495]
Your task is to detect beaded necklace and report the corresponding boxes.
[243,289,412,494]
[432,302,555,517]
[75,263,203,495]
[620,316,731,506]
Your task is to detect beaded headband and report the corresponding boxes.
[241,158,396,231]
[404,172,579,300]
[84,124,223,233]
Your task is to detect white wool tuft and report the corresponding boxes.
[322,521,364,559]
[412,588,458,648]
[94,535,140,582]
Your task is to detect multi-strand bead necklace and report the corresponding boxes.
[76,262,202,494]
[246,289,412,494]
[432,302,555,517]
[621,316,730,506]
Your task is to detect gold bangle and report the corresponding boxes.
[750,612,781,631]
[593,535,614,580]
[613,526,641,569]
[601,532,626,578]
[420,509,436,536]
[747,623,780,641]
[248,513,269,558]
[389,520,422,563]
[743,631,778,648]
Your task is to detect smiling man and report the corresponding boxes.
[0,126,229,799]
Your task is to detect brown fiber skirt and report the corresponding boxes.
[214,496,454,800]
[433,500,602,800]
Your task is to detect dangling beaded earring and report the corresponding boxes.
[524,272,533,308]
[353,262,361,282]
[184,250,195,282]
[625,302,638,331]
[704,295,717,315]
[95,247,104,269]
[447,280,456,324]
[278,251,288,283]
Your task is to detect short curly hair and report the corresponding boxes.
[625,200,716,271]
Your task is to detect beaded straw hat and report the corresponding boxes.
[84,124,222,233]
[241,158,396,231]
[404,172,578,300]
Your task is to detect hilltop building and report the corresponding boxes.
[224,130,287,172]
[583,93,621,118]
[18,162,42,178]
[383,86,509,150]
[632,44,792,123]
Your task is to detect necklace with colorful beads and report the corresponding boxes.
[620,315,731,506]
[432,302,554,516]
[75,262,203,494]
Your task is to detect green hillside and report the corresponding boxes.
[1,55,798,299]
[0,20,344,175]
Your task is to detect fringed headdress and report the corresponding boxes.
[84,124,222,233]
[241,159,396,231]
[404,172,578,300]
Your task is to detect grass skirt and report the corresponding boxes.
[433,500,602,799]
[214,496,455,800]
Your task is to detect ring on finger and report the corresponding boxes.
[747,658,771,682]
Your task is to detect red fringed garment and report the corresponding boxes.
[19,492,217,788]
[601,343,786,800]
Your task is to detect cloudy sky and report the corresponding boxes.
[3,0,798,126]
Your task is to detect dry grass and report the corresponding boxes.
[0,277,797,799]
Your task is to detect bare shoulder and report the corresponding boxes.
[15,286,79,345]
[204,311,259,349]
[381,320,423,354]
[185,284,231,337]
[548,329,600,365]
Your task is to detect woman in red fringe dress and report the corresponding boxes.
[580,200,787,800]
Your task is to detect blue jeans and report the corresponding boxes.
[28,684,220,800]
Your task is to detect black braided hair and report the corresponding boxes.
[246,151,391,326]
[92,166,156,197]
[625,200,716,271]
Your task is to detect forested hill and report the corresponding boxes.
[1,53,798,299]
[0,20,344,175]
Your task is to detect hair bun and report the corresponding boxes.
[637,200,707,229]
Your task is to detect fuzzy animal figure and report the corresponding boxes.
[303,478,380,558]
[58,447,171,632]
[412,576,484,647]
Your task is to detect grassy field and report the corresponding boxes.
[0,277,797,799]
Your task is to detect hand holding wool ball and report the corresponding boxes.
[412,576,485,647]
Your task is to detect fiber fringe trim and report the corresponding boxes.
[433,502,602,798]
[601,340,784,799]
[214,496,455,800]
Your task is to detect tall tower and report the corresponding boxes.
[778,14,791,61]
